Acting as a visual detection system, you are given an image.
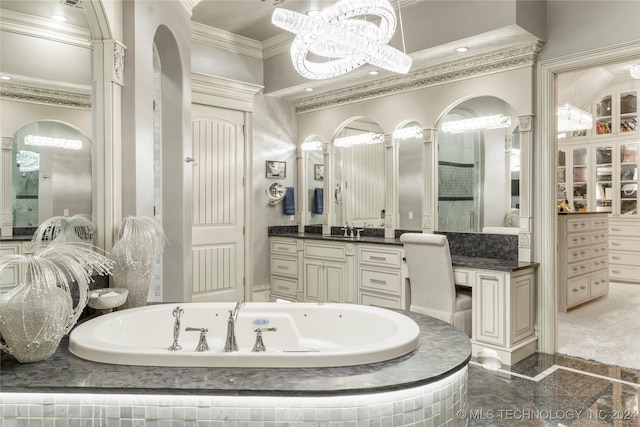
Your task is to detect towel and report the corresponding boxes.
[283,187,295,215]
[313,188,324,214]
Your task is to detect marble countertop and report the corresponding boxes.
[0,309,470,397]
[269,232,538,272]
[0,235,33,242]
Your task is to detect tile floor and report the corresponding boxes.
[468,353,640,426]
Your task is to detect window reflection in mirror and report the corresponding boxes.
[437,97,517,232]
[395,121,424,230]
[303,136,324,225]
[332,117,385,228]
[12,120,92,229]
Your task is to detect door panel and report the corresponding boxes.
[191,105,245,302]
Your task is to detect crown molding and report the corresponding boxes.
[0,81,91,110]
[294,42,544,114]
[262,32,294,60]
[182,0,201,15]
[0,8,91,48]
[192,72,263,112]
[191,21,263,60]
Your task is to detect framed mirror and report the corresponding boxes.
[395,121,425,230]
[332,117,385,228]
[436,96,517,233]
[12,120,92,230]
[302,137,324,226]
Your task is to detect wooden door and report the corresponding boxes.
[191,104,245,302]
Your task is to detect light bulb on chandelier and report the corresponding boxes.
[272,0,412,80]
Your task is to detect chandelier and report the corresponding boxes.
[441,115,512,134]
[272,0,412,80]
[557,103,593,133]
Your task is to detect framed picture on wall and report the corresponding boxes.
[266,160,286,178]
[314,164,324,181]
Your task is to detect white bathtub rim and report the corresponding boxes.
[69,302,421,368]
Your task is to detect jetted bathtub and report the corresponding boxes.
[69,302,421,368]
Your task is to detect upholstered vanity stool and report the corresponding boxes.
[400,233,472,337]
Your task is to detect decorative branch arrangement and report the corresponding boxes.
[110,216,168,309]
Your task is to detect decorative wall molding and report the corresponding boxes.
[191,21,263,60]
[0,81,91,109]
[191,72,263,112]
[112,41,126,86]
[1,137,12,150]
[294,42,544,114]
[0,8,91,48]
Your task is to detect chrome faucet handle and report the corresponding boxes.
[356,229,364,239]
[185,327,210,352]
[167,306,184,351]
[252,327,277,352]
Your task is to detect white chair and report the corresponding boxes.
[400,233,472,337]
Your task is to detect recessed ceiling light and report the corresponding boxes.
[0,76,12,80]
[51,14,68,22]
[368,70,379,75]
[455,47,468,53]
[304,87,314,92]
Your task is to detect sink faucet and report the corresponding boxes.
[341,223,354,238]
[224,301,245,352]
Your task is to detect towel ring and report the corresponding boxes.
[266,182,286,206]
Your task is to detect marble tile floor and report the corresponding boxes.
[467,353,640,427]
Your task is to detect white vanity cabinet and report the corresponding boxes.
[455,266,537,365]
[557,213,609,312]
[269,237,302,302]
[608,217,640,283]
[357,244,408,309]
[0,240,34,294]
[302,240,356,304]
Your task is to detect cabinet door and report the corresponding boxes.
[619,91,637,134]
[303,260,323,302]
[324,262,345,303]
[594,144,613,212]
[0,243,21,294]
[571,147,589,211]
[618,142,638,215]
[473,272,506,346]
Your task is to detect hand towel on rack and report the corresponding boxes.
[313,188,324,214]
[283,187,295,215]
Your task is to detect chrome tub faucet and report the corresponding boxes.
[224,301,245,352]
[167,306,184,351]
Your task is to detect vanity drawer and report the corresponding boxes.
[590,270,609,297]
[359,247,402,269]
[590,217,608,230]
[270,239,298,255]
[360,292,401,309]
[566,260,590,278]
[359,268,401,295]
[566,233,589,248]
[590,256,608,272]
[271,276,298,297]
[609,238,640,252]
[591,244,608,258]
[271,256,298,278]
[567,218,590,233]
[609,265,640,281]
[609,222,640,236]
[567,246,590,263]
[609,251,640,266]
[566,276,590,307]
[590,231,608,246]
[453,268,473,288]
[304,243,346,261]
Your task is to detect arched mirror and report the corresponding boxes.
[394,121,424,230]
[12,120,92,230]
[436,96,517,232]
[332,117,385,228]
[301,136,324,225]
